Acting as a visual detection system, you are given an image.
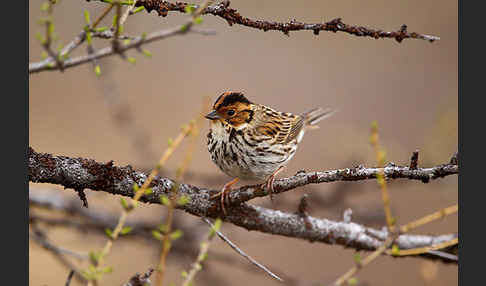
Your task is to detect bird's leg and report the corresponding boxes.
[210,177,239,215]
[264,166,285,201]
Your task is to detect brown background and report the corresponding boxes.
[29,0,458,285]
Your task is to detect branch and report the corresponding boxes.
[203,217,283,282]
[227,161,458,206]
[28,147,458,261]
[29,24,214,73]
[136,0,440,42]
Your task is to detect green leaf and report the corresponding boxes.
[194,16,203,25]
[86,31,92,45]
[209,218,222,238]
[120,197,129,209]
[158,224,169,234]
[144,188,153,195]
[41,2,50,12]
[160,195,170,206]
[84,10,91,25]
[181,271,188,278]
[184,5,195,14]
[167,137,174,147]
[142,49,152,58]
[41,51,48,59]
[123,39,131,45]
[133,183,140,191]
[105,228,113,239]
[152,230,163,241]
[121,226,133,235]
[353,252,361,264]
[94,65,101,76]
[127,57,136,64]
[102,266,113,274]
[371,120,378,130]
[177,195,190,206]
[118,24,124,34]
[89,251,101,264]
[112,14,118,28]
[47,22,55,37]
[180,24,188,32]
[164,238,172,250]
[347,278,358,285]
[200,252,208,261]
[391,244,400,256]
[35,32,45,44]
[132,6,145,14]
[93,26,109,32]
[169,230,183,240]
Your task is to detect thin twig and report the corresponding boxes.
[370,122,395,232]
[120,0,138,25]
[333,236,395,286]
[203,217,283,282]
[427,250,458,261]
[387,238,458,257]
[65,270,75,286]
[181,217,220,286]
[83,123,193,285]
[400,204,458,233]
[155,65,210,286]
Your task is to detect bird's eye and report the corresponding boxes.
[227,110,235,116]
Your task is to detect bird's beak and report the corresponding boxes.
[205,110,221,120]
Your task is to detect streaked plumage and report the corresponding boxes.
[205,91,334,213]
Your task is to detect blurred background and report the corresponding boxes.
[29,0,458,285]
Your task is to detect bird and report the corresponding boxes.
[205,91,335,215]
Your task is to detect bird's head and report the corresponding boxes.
[205,91,254,129]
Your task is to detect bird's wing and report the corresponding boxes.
[252,106,302,145]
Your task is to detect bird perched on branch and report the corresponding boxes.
[205,91,335,215]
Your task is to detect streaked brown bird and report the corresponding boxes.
[205,91,335,214]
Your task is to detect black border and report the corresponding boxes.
[460,0,481,285]
[4,0,28,284]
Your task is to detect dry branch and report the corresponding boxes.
[28,146,458,261]
[136,0,440,42]
[30,0,439,74]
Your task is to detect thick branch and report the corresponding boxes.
[136,0,440,42]
[28,147,458,260]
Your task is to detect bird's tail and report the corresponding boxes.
[302,107,336,127]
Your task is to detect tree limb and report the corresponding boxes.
[28,147,458,261]
[136,0,440,42]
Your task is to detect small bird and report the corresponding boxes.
[205,91,335,214]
